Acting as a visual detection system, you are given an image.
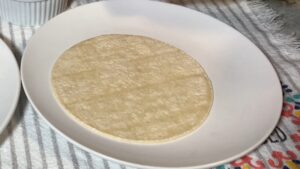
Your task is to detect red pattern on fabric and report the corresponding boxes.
[282,102,294,117]
[268,151,297,168]
[292,117,300,125]
[231,156,265,169]
[290,130,300,152]
[282,102,300,125]
[290,133,300,142]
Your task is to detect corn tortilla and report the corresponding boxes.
[51,34,213,144]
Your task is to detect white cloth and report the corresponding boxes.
[1,0,300,168]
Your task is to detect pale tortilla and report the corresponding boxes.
[51,34,213,144]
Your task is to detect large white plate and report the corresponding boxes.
[0,39,20,134]
[21,1,282,168]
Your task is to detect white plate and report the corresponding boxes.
[21,1,282,168]
[0,39,20,134]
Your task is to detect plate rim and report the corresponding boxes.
[0,39,21,134]
[20,1,283,168]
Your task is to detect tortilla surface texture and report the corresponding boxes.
[51,34,213,144]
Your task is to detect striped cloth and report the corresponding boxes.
[1,0,300,169]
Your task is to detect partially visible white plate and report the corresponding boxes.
[21,0,282,169]
[0,39,20,134]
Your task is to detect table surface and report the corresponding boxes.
[0,0,300,169]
